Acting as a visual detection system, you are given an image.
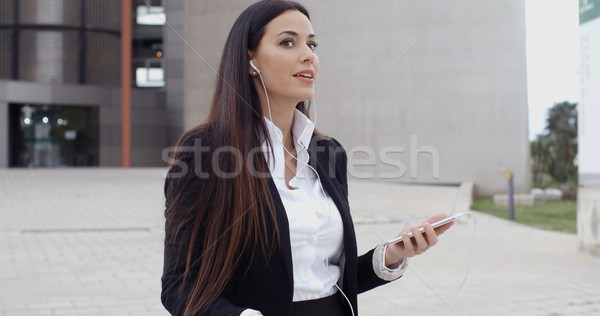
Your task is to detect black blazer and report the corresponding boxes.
[161,134,391,316]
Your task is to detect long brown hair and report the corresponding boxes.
[164,1,320,315]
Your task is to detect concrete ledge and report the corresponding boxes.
[531,188,563,202]
[455,181,474,212]
[493,193,534,206]
[578,187,600,257]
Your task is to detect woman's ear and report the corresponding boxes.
[247,50,257,76]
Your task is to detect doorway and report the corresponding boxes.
[9,103,99,167]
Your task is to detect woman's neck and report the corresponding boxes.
[260,95,297,149]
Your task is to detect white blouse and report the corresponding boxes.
[241,110,406,315]
[262,109,344,301]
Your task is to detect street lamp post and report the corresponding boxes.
[500,169,515,221]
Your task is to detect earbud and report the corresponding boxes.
[249,59,261,74]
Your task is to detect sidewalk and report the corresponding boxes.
[1,168,599,316]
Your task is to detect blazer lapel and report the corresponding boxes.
[265,137,356,295]
[267,177,294,290]
[309,139,356,255]
[309,138,358,299]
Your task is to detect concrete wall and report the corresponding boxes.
[0,80,167,167]
[182,1,249,131]
[183,0,530,196]
[164,0,185,147]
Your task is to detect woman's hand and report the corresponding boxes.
[384,213,454,267]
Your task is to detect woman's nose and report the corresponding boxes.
[301,47,315,63]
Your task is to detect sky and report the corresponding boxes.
[525,0,581,140]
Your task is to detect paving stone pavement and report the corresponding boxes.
[1,168,599,316]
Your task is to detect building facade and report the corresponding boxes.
[1,0,531,196]
[0,0,172,167]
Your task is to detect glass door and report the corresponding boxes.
[9,103,99,167]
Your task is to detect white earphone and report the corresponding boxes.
[249,59,261,74]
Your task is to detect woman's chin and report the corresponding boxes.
[277,89,315,105]
[293,91,315,103]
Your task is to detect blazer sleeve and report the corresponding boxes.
[330,138,395,293]
[357,249,390,293]
[160,144,246,316]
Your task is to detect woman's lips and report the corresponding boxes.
[294,76,314,84]
[293,69,315,84]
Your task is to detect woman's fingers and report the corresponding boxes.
[401,232,415,256]
[393,212,459,257]
[423,222,438,247]
[411,226,428,253]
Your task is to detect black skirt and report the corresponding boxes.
[290,291,350,316]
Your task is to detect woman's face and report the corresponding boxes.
[249,10,319,105]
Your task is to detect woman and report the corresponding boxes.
[161,1,453,315]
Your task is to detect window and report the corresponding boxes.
[136,67,165,87]
[136,6,166,25]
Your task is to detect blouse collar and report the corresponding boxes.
[262,108,315,152]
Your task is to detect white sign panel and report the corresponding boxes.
[580,0,600,185]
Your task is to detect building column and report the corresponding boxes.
[121,0,132,167]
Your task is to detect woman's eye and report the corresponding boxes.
[280,39,318,51]
[280,39,294,48]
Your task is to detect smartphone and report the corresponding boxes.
[384,212,465,246]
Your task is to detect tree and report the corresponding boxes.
[531,134,551,187]
[545,101,577,183]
